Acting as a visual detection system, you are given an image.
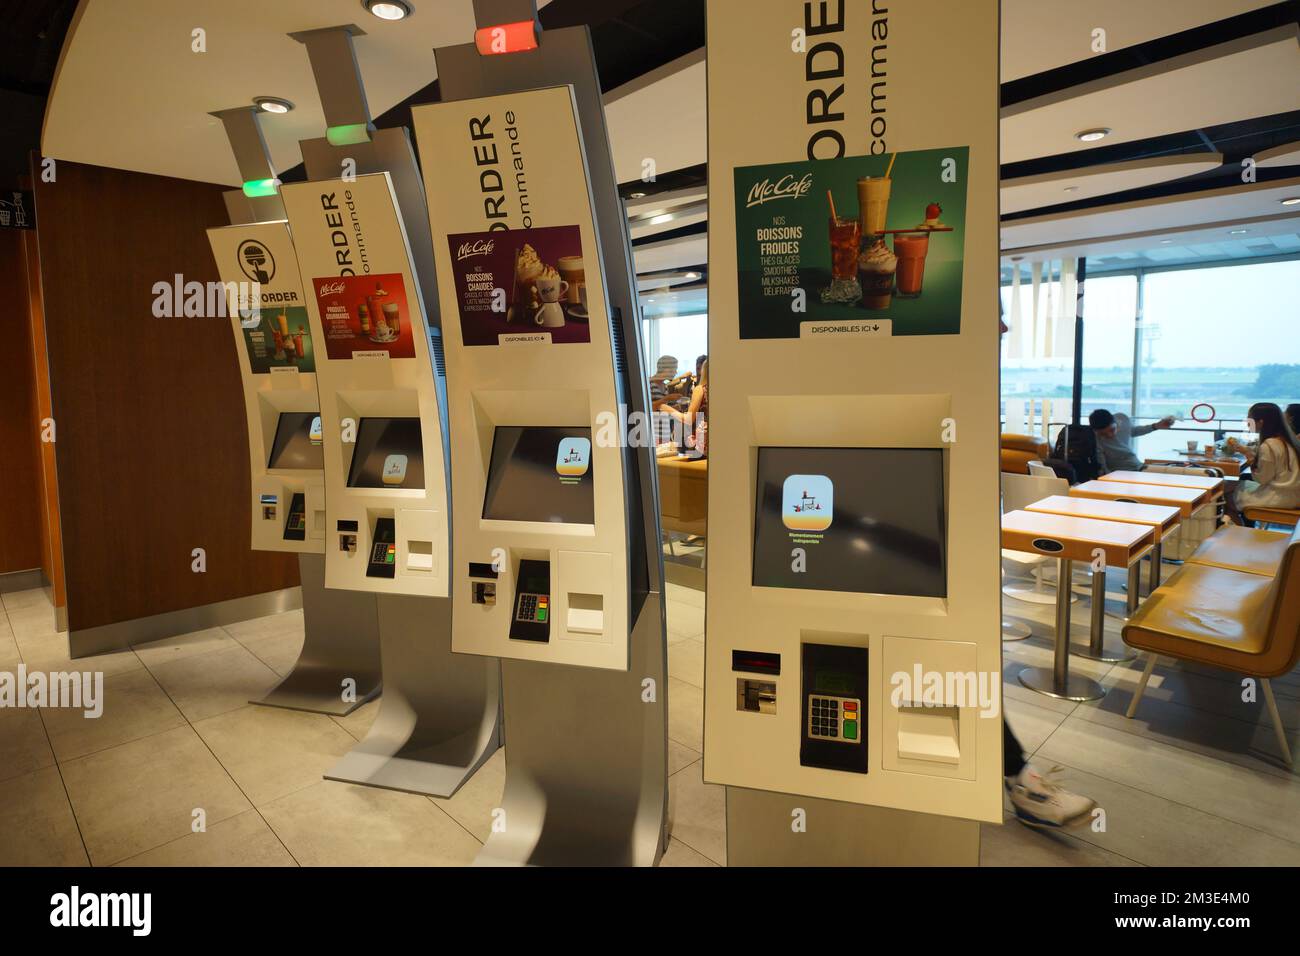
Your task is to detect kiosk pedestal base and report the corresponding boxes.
[475,598,668,866]
[325,594,502,797]
[725,787,980,866]
[253,554,382,716]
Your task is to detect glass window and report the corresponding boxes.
[1080,274,1137,420]
[1135,259,1300,459]
[1000,272,1073,442]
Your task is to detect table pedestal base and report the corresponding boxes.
[1018,666,1106,702]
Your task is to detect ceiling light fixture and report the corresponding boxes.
[1160,239,1173,244]
[1229,228,1249,235]
[364,0,413,20]
[1282,197,1300,206]
[1063,186,1079,193]
[684,271,701,280]
[649,213,674,225]
[254,97,294,114]
[629,191,647,199]
[1074,128,1111,142]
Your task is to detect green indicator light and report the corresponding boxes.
[242,178,280,198]
[326,124,373,146]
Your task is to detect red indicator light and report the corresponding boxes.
[475,21,539,55]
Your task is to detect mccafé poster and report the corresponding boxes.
[734,146,968,338]
[410,86,611,352]
[446,224,592,346]
[310,272,417,360]
[206,221,316,374]
[279,173,434,366]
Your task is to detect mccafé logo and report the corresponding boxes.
[318,280,348,297]
[745,173,814,208]
[456,238,495,261]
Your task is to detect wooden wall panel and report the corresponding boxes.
[34,161,298,632]
[0,229,44,575]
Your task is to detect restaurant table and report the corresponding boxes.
[1100,469,1224,496]
[1001,510,1156,701]
[1145,454,1244,478]
[1023,495,1181,663]
[1071,479,1209,594]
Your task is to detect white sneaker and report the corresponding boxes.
[1005,766,1095,829]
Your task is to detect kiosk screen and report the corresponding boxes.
[482,426,595,524]
[752,447,946,597]
[268,412,324,470]
[346,417,426,490]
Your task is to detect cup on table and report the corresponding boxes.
[1204,444,1215,456]
[1186,440,1198,453]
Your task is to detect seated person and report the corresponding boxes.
[1287,403,1300,436]
[649,355,681,446]
[662,358,708,458]
[1089,408,1174,474]
[1224,402,1300,524]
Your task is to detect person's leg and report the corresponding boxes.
[1222,484,1245,525]
[1004,719,1027,778]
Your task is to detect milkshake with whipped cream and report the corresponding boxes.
[858,239,897,309]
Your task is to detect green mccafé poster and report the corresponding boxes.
[733,145,969,338]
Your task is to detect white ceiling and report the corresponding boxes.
[999,0,1278,81]
[1000,153,1223,215]
[1258,140,1300,168]
[43,0,515,186]
[1001,176,1300,256]
[1001,25,1300,164]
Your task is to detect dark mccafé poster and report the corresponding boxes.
[446,225,592,346]
[734,146,968,338]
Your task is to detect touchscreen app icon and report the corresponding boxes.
[556,437,591,477]
[782,474,833,532]
[309,415,323,445]
[382,454,409,486]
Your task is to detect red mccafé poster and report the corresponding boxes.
[311,272,417,360]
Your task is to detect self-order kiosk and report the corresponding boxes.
[207,105,382,718]
[702,0,1003,864]
[273,24,500,797]
[411,3,669,865]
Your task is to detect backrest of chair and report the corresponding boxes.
[1000,471,1069,514]
[1001,434,1050,475]
[1259,523,1300,673]
[1027,460,1056,478]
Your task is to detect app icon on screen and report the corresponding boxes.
[782,475,833,532]
[556,437,592,477]
[309,415,323,445]
[382,454,409,486]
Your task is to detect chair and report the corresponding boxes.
[1027,460,1057,478]
[1001,434,1050,475]
[1123,523,1300,767]
[1243,506,1300,530]
[1001,472,1073,606]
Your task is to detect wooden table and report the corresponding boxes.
[1024,495,1181,662]
[1071,481,1207,597]
[1145,454,1244,478]
[1101,469,1224,496]
[1002,510,1156,701]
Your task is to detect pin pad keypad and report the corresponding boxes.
[807,694,861,743]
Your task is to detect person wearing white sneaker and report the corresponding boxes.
[1003,722,1096,828]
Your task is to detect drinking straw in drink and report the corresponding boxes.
[826,189,838,221]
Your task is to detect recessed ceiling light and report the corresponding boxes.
[684,271,701,280]
[649,213,674,225]
[1282,197,1300,206]
[254,97,294,114]
[1160,239,1173,244]
[1229,229,1249,235]
[1063,186,1079,193]
[629,191,647,199]
[364,0,412,20]
[1074,128,1111,142]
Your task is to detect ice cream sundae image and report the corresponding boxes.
[509,243,546,323]
[858,239,897,309]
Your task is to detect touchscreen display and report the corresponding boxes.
[267,412,324,470]
[752,446,945,597]
[346,417,425,490]
[482,426,595,524]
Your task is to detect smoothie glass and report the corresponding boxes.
[894,233,930,297]
[858,176,891,237]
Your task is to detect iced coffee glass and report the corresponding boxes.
[829,216,861,281]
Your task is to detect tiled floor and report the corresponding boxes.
[1,561,1296,867]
